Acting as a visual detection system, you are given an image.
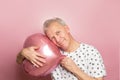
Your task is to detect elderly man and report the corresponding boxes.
[17,17,106,80]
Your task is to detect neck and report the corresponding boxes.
[65,37,80,53]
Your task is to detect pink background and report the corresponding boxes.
[0,0,119,80]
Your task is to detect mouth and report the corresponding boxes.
[58,39,64,46]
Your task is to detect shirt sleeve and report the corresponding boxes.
[86,45,107,78]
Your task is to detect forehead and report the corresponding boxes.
[45,22,65,35]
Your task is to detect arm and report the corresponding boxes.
[72,65,104,80]
[61,57,104,80]
[16,46,46,67]
[16,51,25,64]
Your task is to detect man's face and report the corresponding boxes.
[45,22,71,50]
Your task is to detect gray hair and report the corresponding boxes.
[43,17,67,33]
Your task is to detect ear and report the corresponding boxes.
[64,26,70,33]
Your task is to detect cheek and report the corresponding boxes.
[62,30,69,37]
[64,34,70,41]
[61,32,67,38]
[51,39,58,46]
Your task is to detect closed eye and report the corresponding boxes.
[56,31,60,35]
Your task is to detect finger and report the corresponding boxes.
[33,59,44,67]
[35,52,46,58]
[35,57,46,63]
[60,62,65,67]
[31,61,39,68]
[64,57,70,61]
[60,60,65,65]
[32,46,40,49]
[59,55,66,61]
[60,57,69,65]
[61,57,67,62]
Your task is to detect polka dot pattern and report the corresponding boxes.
[51,43,106,80]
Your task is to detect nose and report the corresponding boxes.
[54,35,60,43]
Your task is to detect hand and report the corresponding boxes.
[21,46,46,67]
[60,57,78,73]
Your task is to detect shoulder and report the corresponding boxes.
[80,43,100,55]
[80,43,98,50]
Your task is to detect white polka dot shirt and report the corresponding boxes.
[51,43,106,80]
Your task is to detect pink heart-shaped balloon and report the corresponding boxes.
[22,33,65,77]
